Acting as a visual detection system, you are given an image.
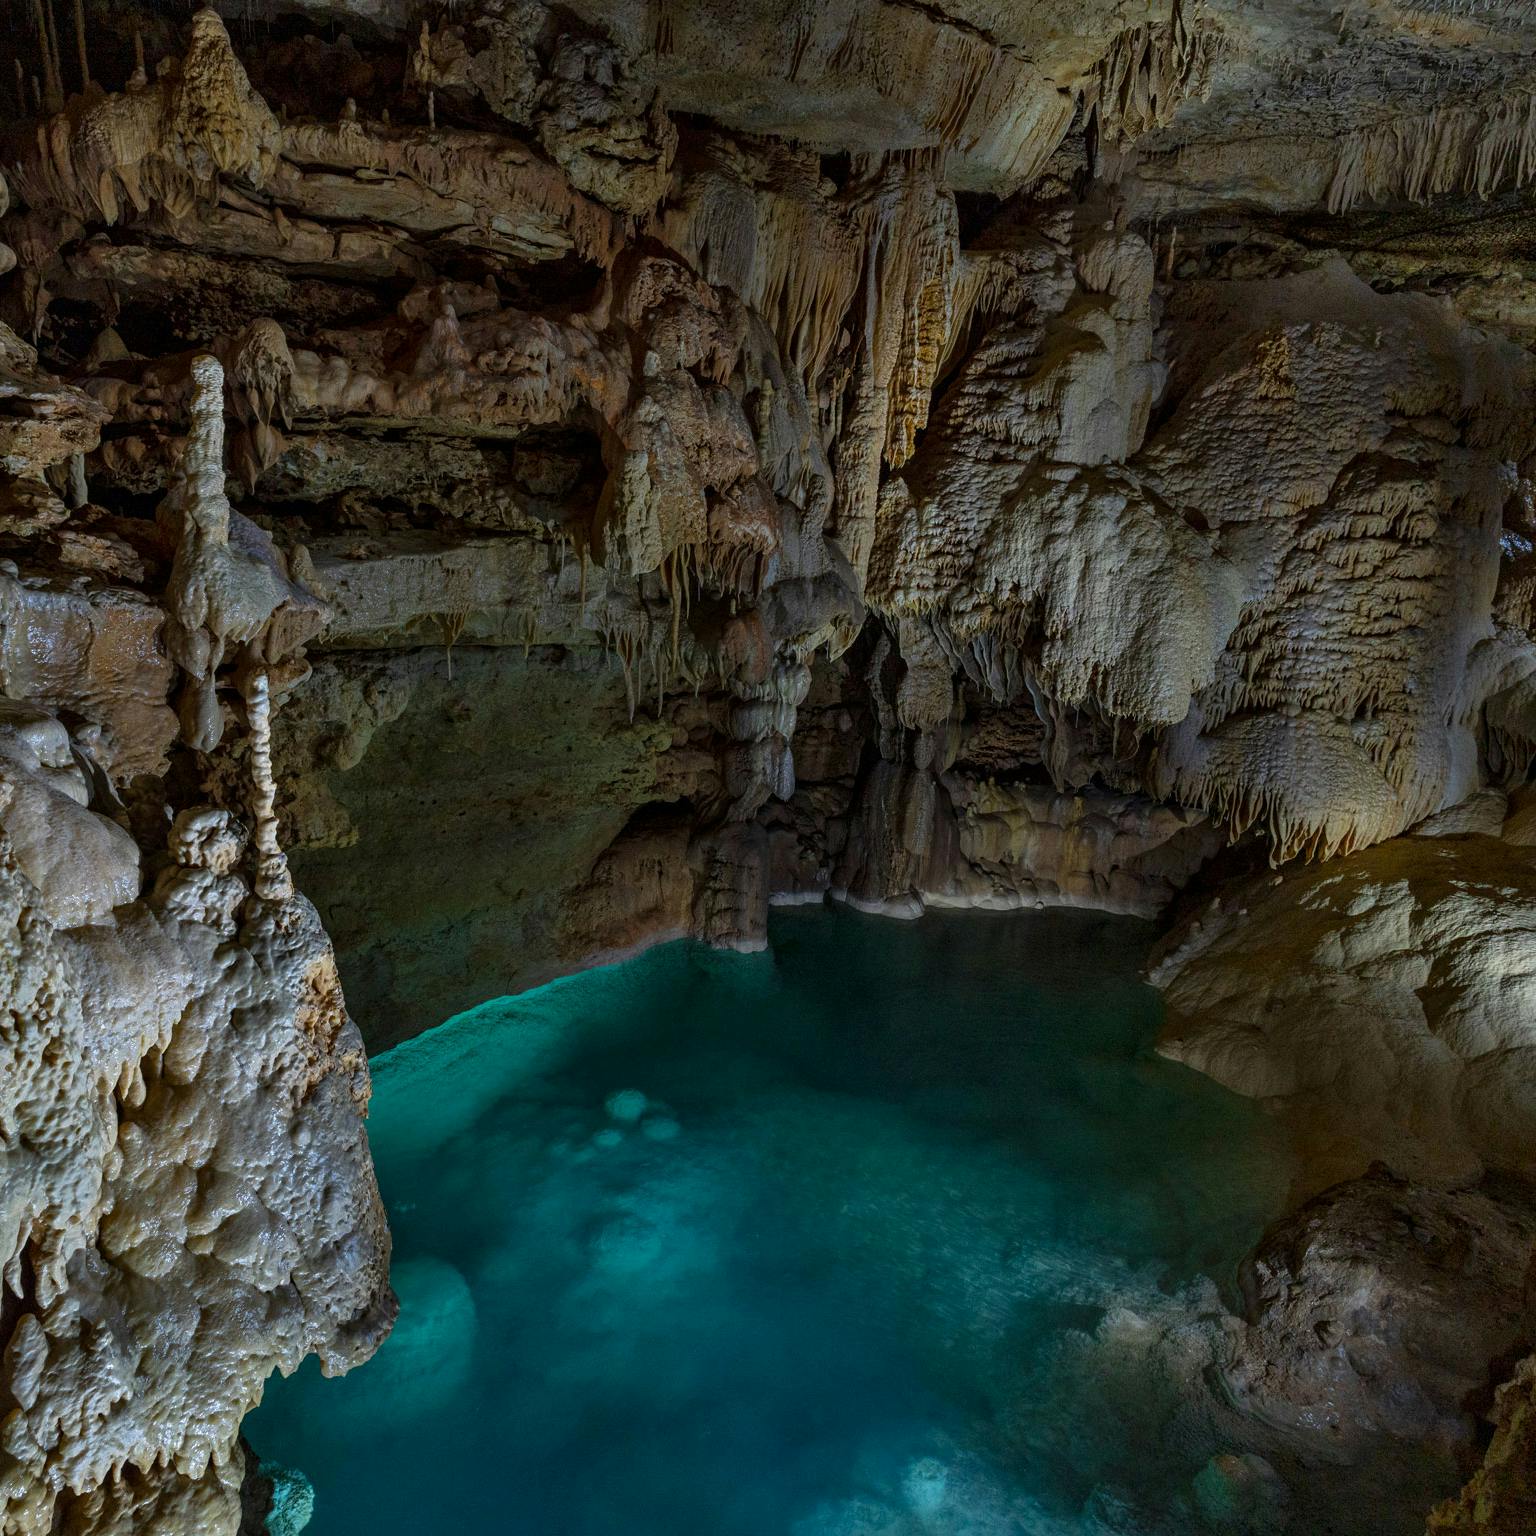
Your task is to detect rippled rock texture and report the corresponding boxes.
[0,696,392,1534]
[1152,828,1536,1195]
[1,0,1536,1527]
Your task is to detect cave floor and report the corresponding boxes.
[249,908,1452,1535]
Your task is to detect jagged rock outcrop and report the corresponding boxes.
[0,297,389,1535]
[0,698,138,926]
[871,252,1536,867]
[0,697,391,1536]
[1224,1169,1536,1453]
[1429,1353,1536,1535]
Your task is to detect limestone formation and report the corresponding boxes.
[157,353,323,752]
[0,0,1535,1528]
[1221,1168,1536,1492]
[0,699,391,1536]
[1429,1354,1536,1534]
[1151,830,1536,1195]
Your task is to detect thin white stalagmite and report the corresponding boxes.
[247,670,294,902]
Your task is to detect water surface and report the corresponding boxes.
[251,907,1299,1534]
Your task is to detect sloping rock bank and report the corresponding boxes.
[1153,814,1536,1534]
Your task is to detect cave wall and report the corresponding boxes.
[0,0,1535,1529]
[278,646,716,1049]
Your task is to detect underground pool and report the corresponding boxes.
[249,907,1348,1534]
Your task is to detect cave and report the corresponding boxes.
[0,1,1534,1533]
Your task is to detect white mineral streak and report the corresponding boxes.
[247,672,294,903]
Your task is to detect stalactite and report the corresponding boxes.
[1083,0,1218,148]
[30,0,62,113]
[72,0,89,93]
[45,0,65,111]
[1327,90,1536,212]
[9,7,281,227]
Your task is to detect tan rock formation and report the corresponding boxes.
[1151,832,1536,1194]
[1226,1168,1536,1452]
[1429,1351,1536,1535]
[155,350,324,750]
[872,253,1536,865]
[936,779,1222,916]
[0,698,138,927]
[550,0,1213,194]
[8,7,280,230]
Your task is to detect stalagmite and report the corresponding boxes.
[246,671,293,903]
[157,352,322,751]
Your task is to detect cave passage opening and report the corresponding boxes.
[247,906,1415,1535]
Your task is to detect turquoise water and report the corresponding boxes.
[249,908,1299,1535]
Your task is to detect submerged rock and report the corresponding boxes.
[1191,1453,1287,1533]
[605,1087,650,1124]
[262,1466,315,1536]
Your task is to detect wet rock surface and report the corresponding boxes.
[1227,1169,1536,1454]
